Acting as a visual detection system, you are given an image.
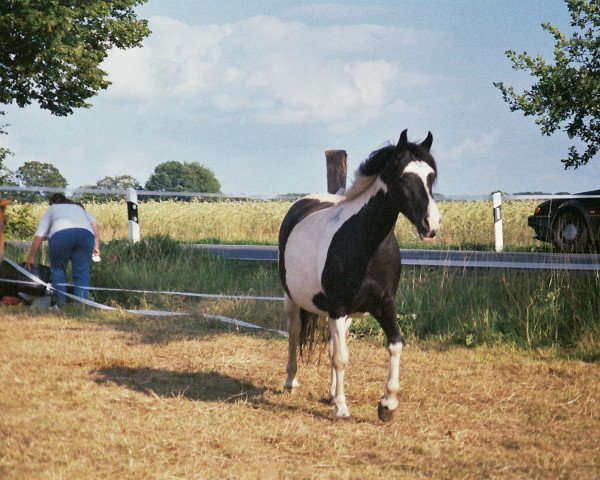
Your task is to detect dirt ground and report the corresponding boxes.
[1,310,599,479]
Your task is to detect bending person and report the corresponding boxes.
[26,193,100,308]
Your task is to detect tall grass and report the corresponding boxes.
[6,198,542,250]
[353,267,600,360]
[62,236,598,358]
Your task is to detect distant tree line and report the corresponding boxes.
[0,160,221,203]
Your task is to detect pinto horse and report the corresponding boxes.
[278,130,441,421]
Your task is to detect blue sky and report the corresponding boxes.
[3,0,598,196]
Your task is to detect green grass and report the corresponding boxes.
[85,237,600,358]
[5,233,597,360]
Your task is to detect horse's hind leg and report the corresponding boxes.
[284,294,301,389]
[373,299,405,422]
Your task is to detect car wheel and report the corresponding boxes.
[552,211,589,253]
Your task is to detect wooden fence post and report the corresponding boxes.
[325,150,347,194]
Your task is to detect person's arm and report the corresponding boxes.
[26,207,51,269]
[91,221,100,257]
[26,235,45,270]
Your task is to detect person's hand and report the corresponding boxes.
[24,261,33,271]
[93,247,100,257]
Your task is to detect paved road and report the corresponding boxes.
[189,244,600,271]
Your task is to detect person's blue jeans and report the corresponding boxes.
[48,228,94,307]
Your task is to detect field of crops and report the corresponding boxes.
[8,198,543,250]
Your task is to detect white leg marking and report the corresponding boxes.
[379,342,403,411]
[329,317,353,402]
[284,295,301,389]
[329,335,336,402]
[330,316,351,418]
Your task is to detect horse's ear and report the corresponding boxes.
[397,129,408,150]
[421,131,433,151]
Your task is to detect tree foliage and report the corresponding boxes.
[76,174,141,203]
[0,0,150,120]
[0,112,15,184]
[15,160,68,202]
[494,0,599,168]
[145,161,221,198]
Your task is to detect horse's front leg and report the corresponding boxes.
[284,295,301,390]
[378,341,403,421]
[329,315,351,419]
[374,300,405,422]
[329,317,352,402]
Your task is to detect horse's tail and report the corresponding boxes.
[299,309,329,363]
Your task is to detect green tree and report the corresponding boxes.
[0,0,150,120]
[15,161,68,202]
[0,111,15,184]
[145,161,221,199]
[494,0,599,168]
[0,147,15,186]
[77,174,141,203]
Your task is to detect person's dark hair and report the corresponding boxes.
[49,193,84,208]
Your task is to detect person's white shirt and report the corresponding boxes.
[34,204,97,238]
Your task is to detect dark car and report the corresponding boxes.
[528,190,600,253]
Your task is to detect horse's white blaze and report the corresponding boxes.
[284,179,388,313]
[403,161,441,236]
[379,341,403,411]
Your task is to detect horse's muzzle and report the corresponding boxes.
[419,229,438,241]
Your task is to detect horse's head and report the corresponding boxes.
[381,129,441,240]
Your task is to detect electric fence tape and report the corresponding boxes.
[0,256,288,337]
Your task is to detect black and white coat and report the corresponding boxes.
[278,130,441,421]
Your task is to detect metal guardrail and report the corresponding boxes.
[187,245,600,271]
[6,241,600,272]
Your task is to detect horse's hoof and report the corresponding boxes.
[333,412,352,422]
[333,414,352,422]
[377,401,396,422]
[283,379,300,392]
[333,403,352,420]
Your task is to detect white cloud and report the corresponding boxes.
[102,15,434,129]
[445,129,502,163]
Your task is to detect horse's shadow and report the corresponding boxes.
[93,366,350,422]
[94,366,267,403]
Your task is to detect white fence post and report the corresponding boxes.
[126,188,140,243]
[492,191,503,252]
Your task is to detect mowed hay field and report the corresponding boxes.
[1,311,599,479]
[13,198,541,249]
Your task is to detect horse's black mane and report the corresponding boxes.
[358,141,437,178]
[358,144,395,177]
[343,137,437,201]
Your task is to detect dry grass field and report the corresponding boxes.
[2,310,599,479]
